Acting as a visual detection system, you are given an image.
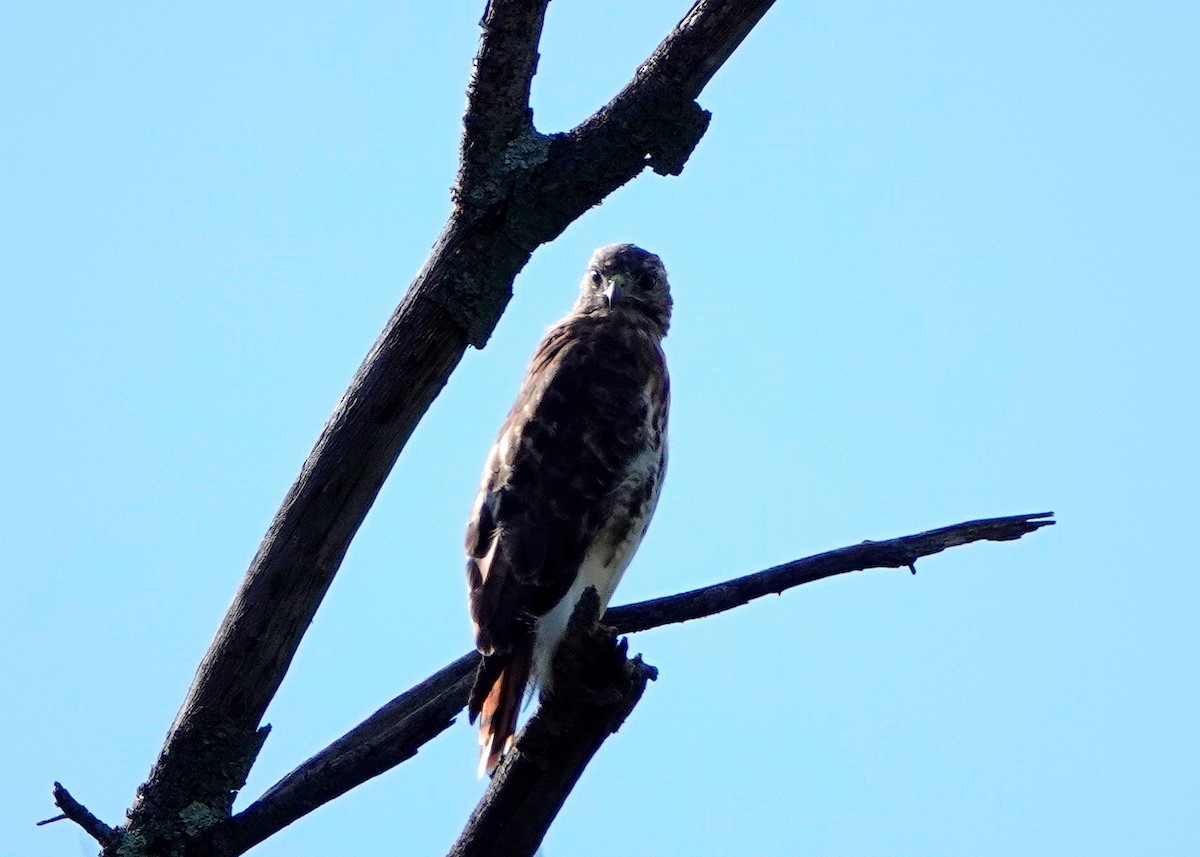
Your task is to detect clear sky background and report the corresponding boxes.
[4,2,1198,855]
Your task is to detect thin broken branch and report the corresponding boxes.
[215,512,1052,850]
[49,782,119,848]
[574,0,778,164]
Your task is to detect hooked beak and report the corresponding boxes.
[602,273,629,307]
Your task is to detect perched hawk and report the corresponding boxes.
[465,243,672,775]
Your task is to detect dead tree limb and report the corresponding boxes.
[81,2,780,855]
[606,511,1056,633]
[45,783,119,849]
[203,512,1052,852]
[213,654,479,857]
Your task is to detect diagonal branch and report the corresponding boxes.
[214,512,1053,851]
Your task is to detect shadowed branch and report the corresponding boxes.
[214,655,479,856]
[45,783,119,848]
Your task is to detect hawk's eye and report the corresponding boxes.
[587,269,602,287]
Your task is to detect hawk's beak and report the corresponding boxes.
[602,274,628,307]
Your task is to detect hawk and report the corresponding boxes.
[465,243,672,775]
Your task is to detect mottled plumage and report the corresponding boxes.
[465,244,672,775]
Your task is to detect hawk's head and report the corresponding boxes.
[576,243,672,334]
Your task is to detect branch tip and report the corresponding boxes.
[50,782,119,847]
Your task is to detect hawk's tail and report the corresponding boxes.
[468,640,532,778]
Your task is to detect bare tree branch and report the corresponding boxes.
[113,2,779,850]
[448,590,657,857]
[606,511,1056,633]
[575,0,778,162]
[509,0,779,253]
[213,654,479,856]
[47,782,119,848]
[458,0,548,195]
[215,512,1053,850]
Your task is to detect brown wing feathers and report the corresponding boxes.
[465,331,588,774]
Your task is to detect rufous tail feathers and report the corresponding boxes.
[468,640,532,777]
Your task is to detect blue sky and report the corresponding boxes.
[4,2,1198,855]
